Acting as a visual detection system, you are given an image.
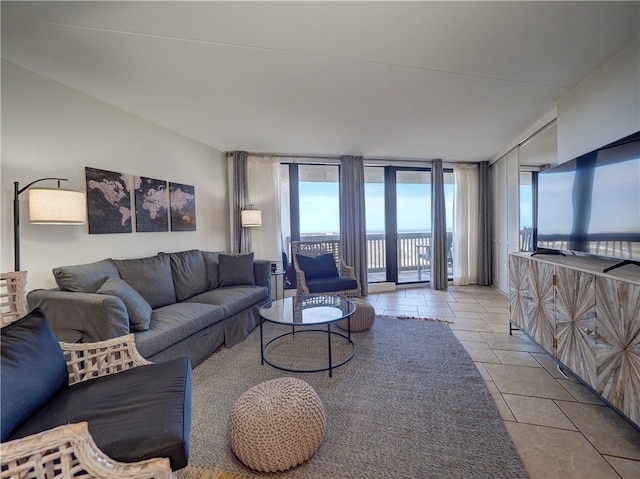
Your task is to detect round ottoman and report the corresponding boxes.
[229,377,326,472]
[337,298,375,332]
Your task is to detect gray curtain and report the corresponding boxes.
[431,159,448,290]
[339,156,368,296]
[477,161,491,285]
[232,151,250,254]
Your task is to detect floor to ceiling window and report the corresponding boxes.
[281,161,454,286]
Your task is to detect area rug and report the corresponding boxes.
[184,316,529,478]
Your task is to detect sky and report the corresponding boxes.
[299,182,454,234]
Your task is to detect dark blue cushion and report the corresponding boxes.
[1,308,68,441]
[10,357,192,471]
[306,276,358,293]
[297,253,339,280]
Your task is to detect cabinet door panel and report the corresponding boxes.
[526,261,555,353]
[555,268,596,387]
[596,278,640,426]
[509,255,529,329]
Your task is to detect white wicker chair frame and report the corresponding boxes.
[1,271,28,326]
[0,422,172,479]
[1,334,176,479]
[291,240,360,298]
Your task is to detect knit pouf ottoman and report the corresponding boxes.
[337,298,375,332]
[229,377,326,472]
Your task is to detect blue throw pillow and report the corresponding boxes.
[296,253,339,280]
[1,308,68,441]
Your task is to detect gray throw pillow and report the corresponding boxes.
[113,255,176,309]
[218,253,255,287]
[201,251,220,289]
[53,259,119,293]
[97,276,152,332]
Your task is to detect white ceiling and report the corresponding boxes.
[2,1,638,163]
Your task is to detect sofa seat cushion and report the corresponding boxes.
[1,309,68,441]
[9,357,192,471]
[134,303,227,358]
[306,276,358,294]
[187,285,268,317]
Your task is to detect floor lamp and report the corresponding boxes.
[13,178,87,271]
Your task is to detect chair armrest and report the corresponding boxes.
[0,422,172,479]
[294,267,310,295]
[61,333,153,385]
[338,261,356,279]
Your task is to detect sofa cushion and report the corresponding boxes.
[187,285,269,317]
[1,308,68,441]
[218,253,255,287]
[306,276,358,294]
[134,302,227,358]
[53,259,119,292]
[9,357,192,471]
[201,251,220,289]
[163,250,209,302]
[96,276,152,332]
[114,255,176,309]
[297,253,339,280]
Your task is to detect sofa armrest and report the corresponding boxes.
[27,289,130,342]
[253,259,271,289]
[61,333,153,385]
[0,422,172,479]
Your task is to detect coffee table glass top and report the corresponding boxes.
[260,295,355,325]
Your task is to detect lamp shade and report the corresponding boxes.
[241,209,262,227]
[28,188,87,224]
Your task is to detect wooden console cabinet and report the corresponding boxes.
[509,252,640,427]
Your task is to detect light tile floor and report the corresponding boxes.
[365,285,640,479]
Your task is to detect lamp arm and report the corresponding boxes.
[15,177,69,197]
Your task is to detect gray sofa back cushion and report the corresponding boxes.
[53,259,119,292]
[114,255,176,309]
[201,251,220,289]
[163,250,209,302]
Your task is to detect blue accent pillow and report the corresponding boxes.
[296,253,339,280]
[97,276,152,332]
[1,308,68,441]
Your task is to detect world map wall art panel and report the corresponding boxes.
[134,176,169,232]
[86,167,196,234]
[169,182,196,231]
[85,167,132,234]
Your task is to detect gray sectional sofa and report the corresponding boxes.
[27,250,271,367]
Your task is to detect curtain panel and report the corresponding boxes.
[339,156,368,296]
[230,151,249,254]
[247,156,282,262]
[477,161,492,285]
[453,164,479,285]
[431,159,448,290]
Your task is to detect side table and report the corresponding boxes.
[53,329,84,343]
[270,269,286,300]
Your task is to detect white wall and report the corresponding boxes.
[1,61,230,290]
[557,36,640,163]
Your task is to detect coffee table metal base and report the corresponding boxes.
[260,321,356,377]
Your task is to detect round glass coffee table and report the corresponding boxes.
[259,295,356,377]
